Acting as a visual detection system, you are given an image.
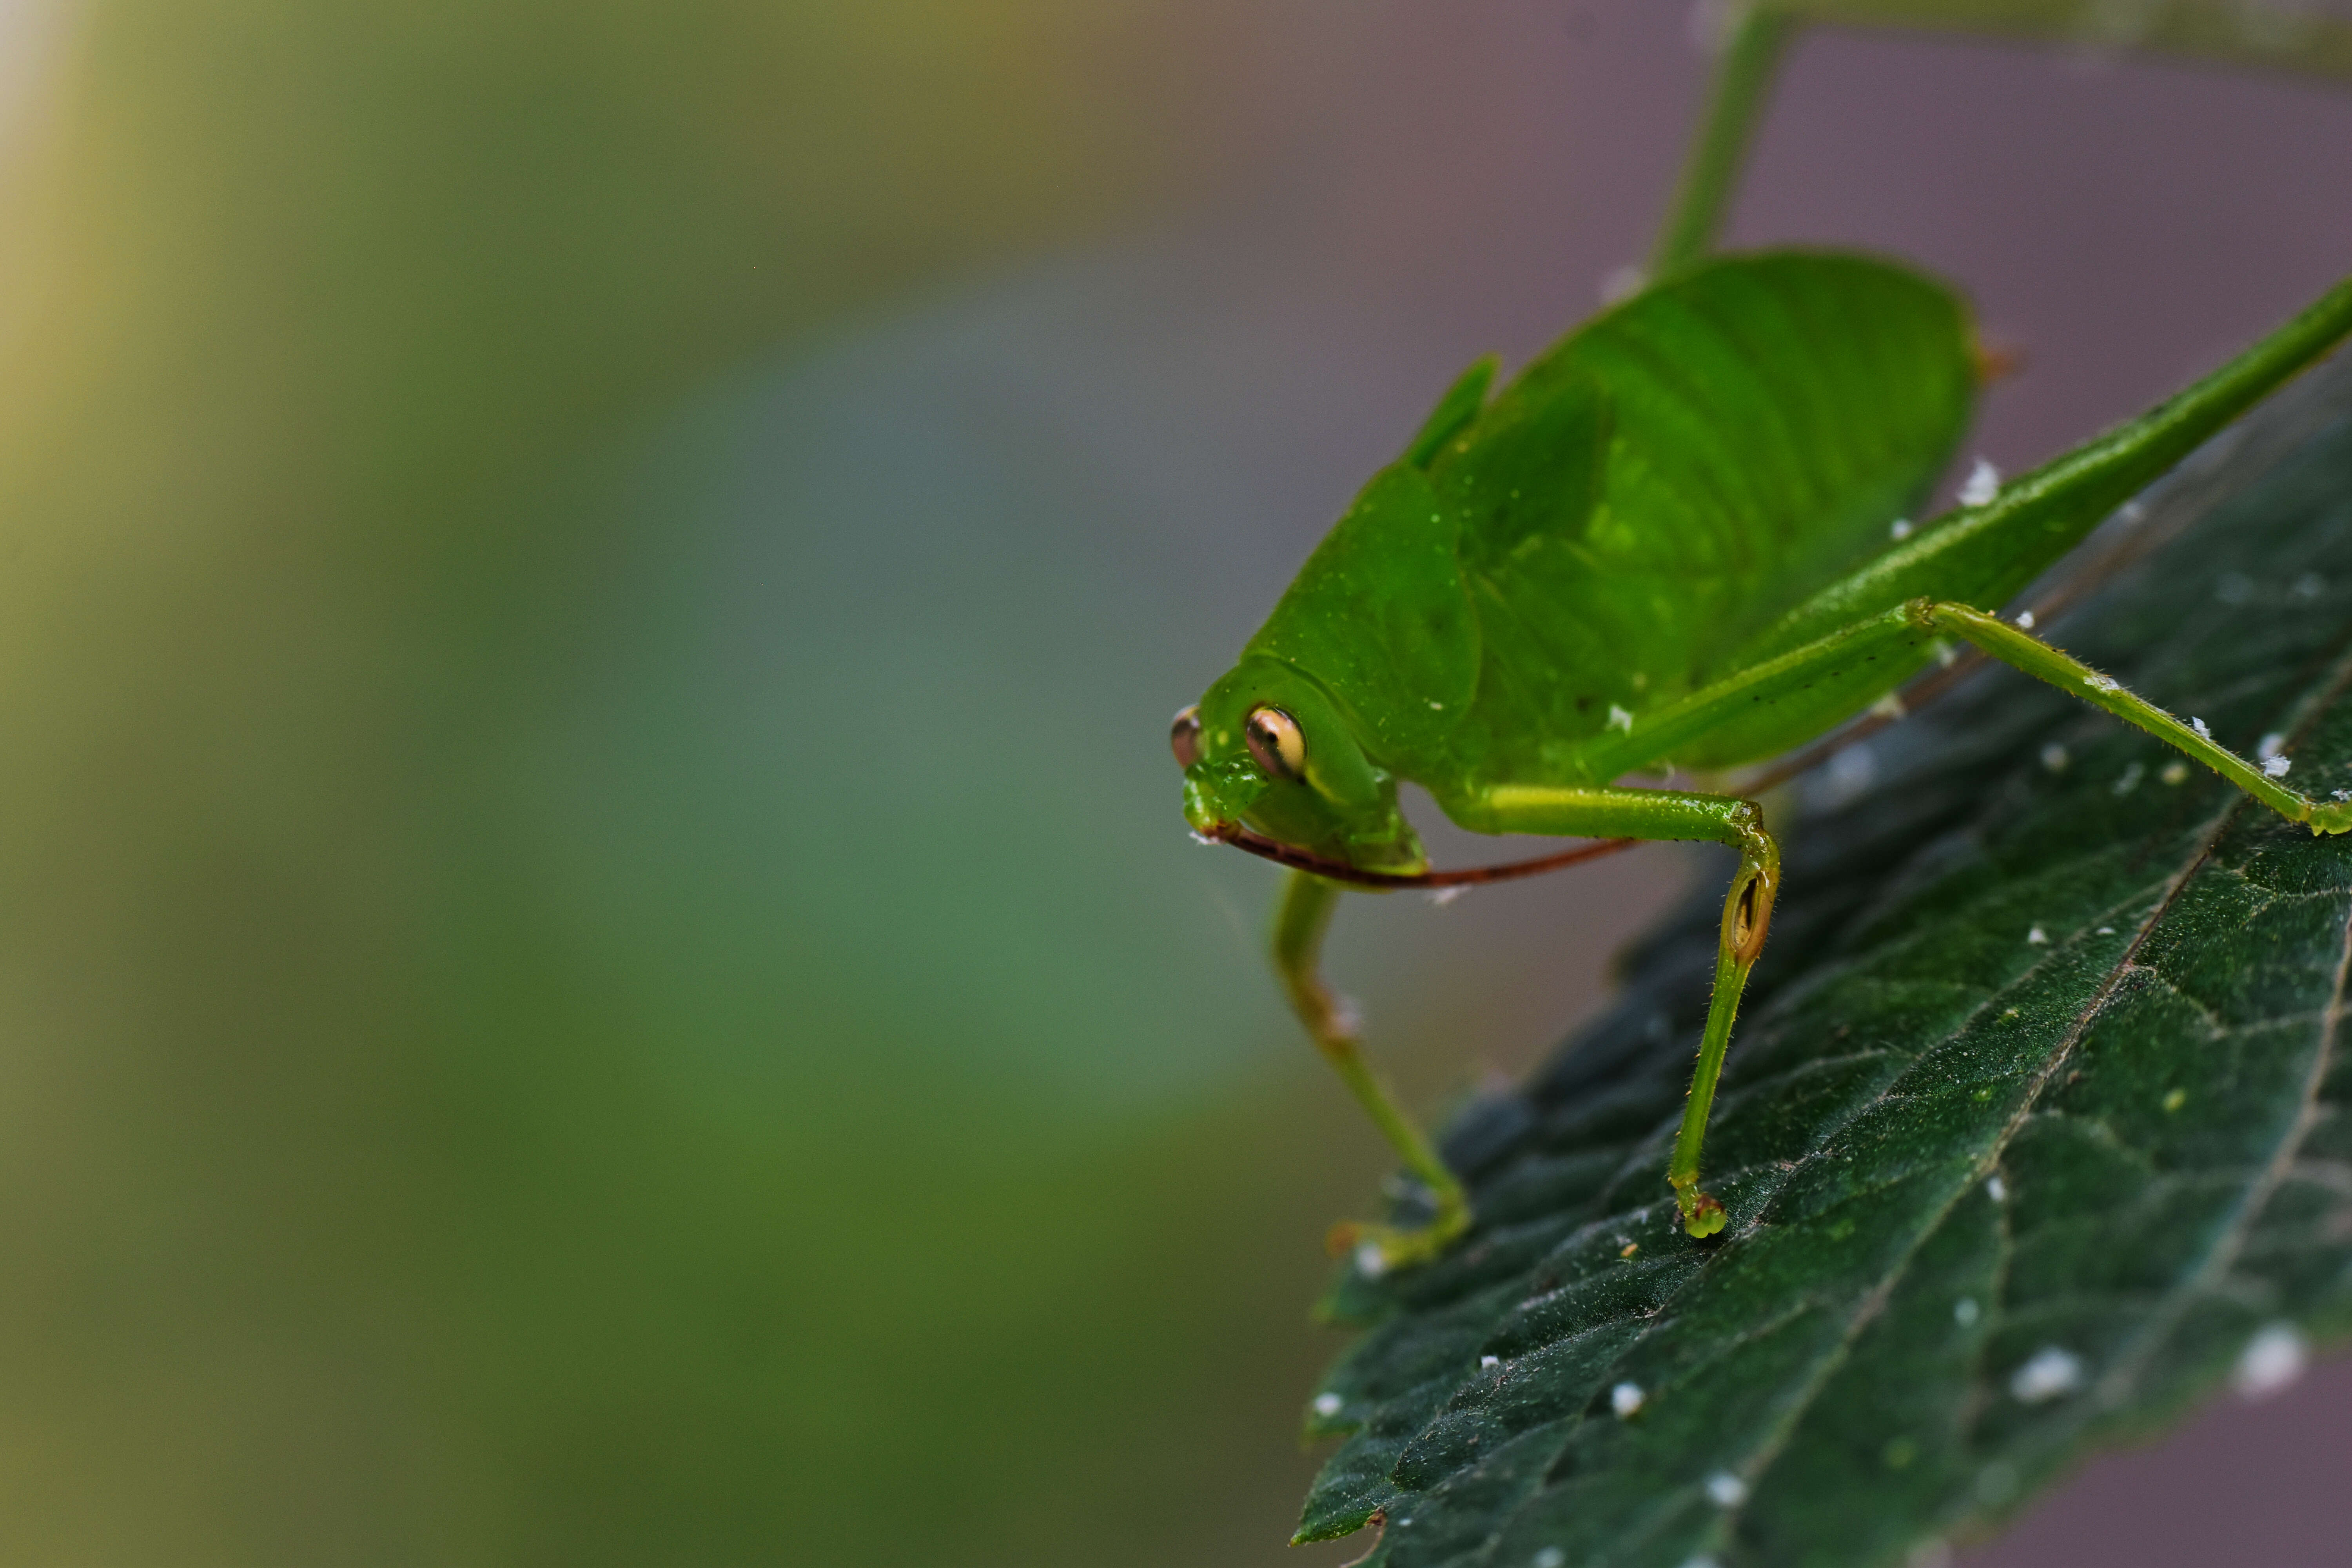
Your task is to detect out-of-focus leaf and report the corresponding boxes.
[1779,0,2352,82]
[1297,352,2352,1566]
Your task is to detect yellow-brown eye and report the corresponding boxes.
[1244,705,1306,782]
[1169,705,1203,769]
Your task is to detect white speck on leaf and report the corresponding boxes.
[1354,1243,1388,1279]
[2267,756,2293,779]
[2026,925,2048,945]
[1704,1470,1748,1507]
[1312,1392,1343,1417]
[1890,517,1913,540]
[2113,761,2144,796]
[1987,1174,2008,1202]
[2096,926,2116,935]
[2118,500,2147,525]
[2191,716,2212,741]
[1428,699,1444,710]
[1426,886,1466,908]
[2160,760,2189,785]
[2259,732,2287,760]
[1533,1552,1566,1568]
[2084,673,2120,693]
[1934,639,1958,668]
[2335,789,2352,802]
[1960,456,2002,506]
[2233,1323,2308,1399]
[2294,571,2325,598]
[1606,704,1634,734]
[1869,691,1906,720]
[1611,1381,1645,1417]
[2014,609,2036,630]
[2040,743,2069,772]
[1954,1297,1980,1327]
[2010,1346,2084,1403]
[1480,1354,1500,1370]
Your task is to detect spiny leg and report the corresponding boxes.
[1272,869,1470,1272]
[1918,599,2352,833]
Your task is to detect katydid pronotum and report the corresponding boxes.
[1168,16,2352,1269]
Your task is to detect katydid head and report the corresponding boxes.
[1174,659,1426,876]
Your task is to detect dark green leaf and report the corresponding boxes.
[1298,353,2352,1567]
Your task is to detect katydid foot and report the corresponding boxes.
[1328,1193,1474,1277]
[1672,1178,1728,1239]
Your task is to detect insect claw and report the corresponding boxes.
[1325,1206,1474,1274]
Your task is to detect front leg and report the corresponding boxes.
[1458,785,1782,1237]
[1272,869,1472,1273]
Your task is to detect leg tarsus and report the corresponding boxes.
[1325,1198,1472,1278]
[1672,1179,1728,1239]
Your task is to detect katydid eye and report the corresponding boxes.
[1169,705,1203,769]
[1245,706,1306,781]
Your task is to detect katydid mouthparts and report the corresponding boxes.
[1172,251,2352,1267]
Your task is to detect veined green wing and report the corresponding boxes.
[1427,251,1976,788]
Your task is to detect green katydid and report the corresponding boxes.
[1168,16,2352,1266]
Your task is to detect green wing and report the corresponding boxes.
[1427,250,1975,788]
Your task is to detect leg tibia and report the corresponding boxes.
[1664,810,1780,1237]
[1272,870,1470,1272]
[1917,600,2352,833]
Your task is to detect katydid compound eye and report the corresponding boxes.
[1244,706,1306,782]
[1169,705,1202,769]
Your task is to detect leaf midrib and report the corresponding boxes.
[1690,628,2352,1556]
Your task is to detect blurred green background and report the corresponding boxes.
[2,2,2349,1564]
[0,4,1689,1562]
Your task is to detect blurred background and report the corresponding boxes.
[0,2,2348,1564]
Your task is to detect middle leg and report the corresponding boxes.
[1459,784,1781,1236]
